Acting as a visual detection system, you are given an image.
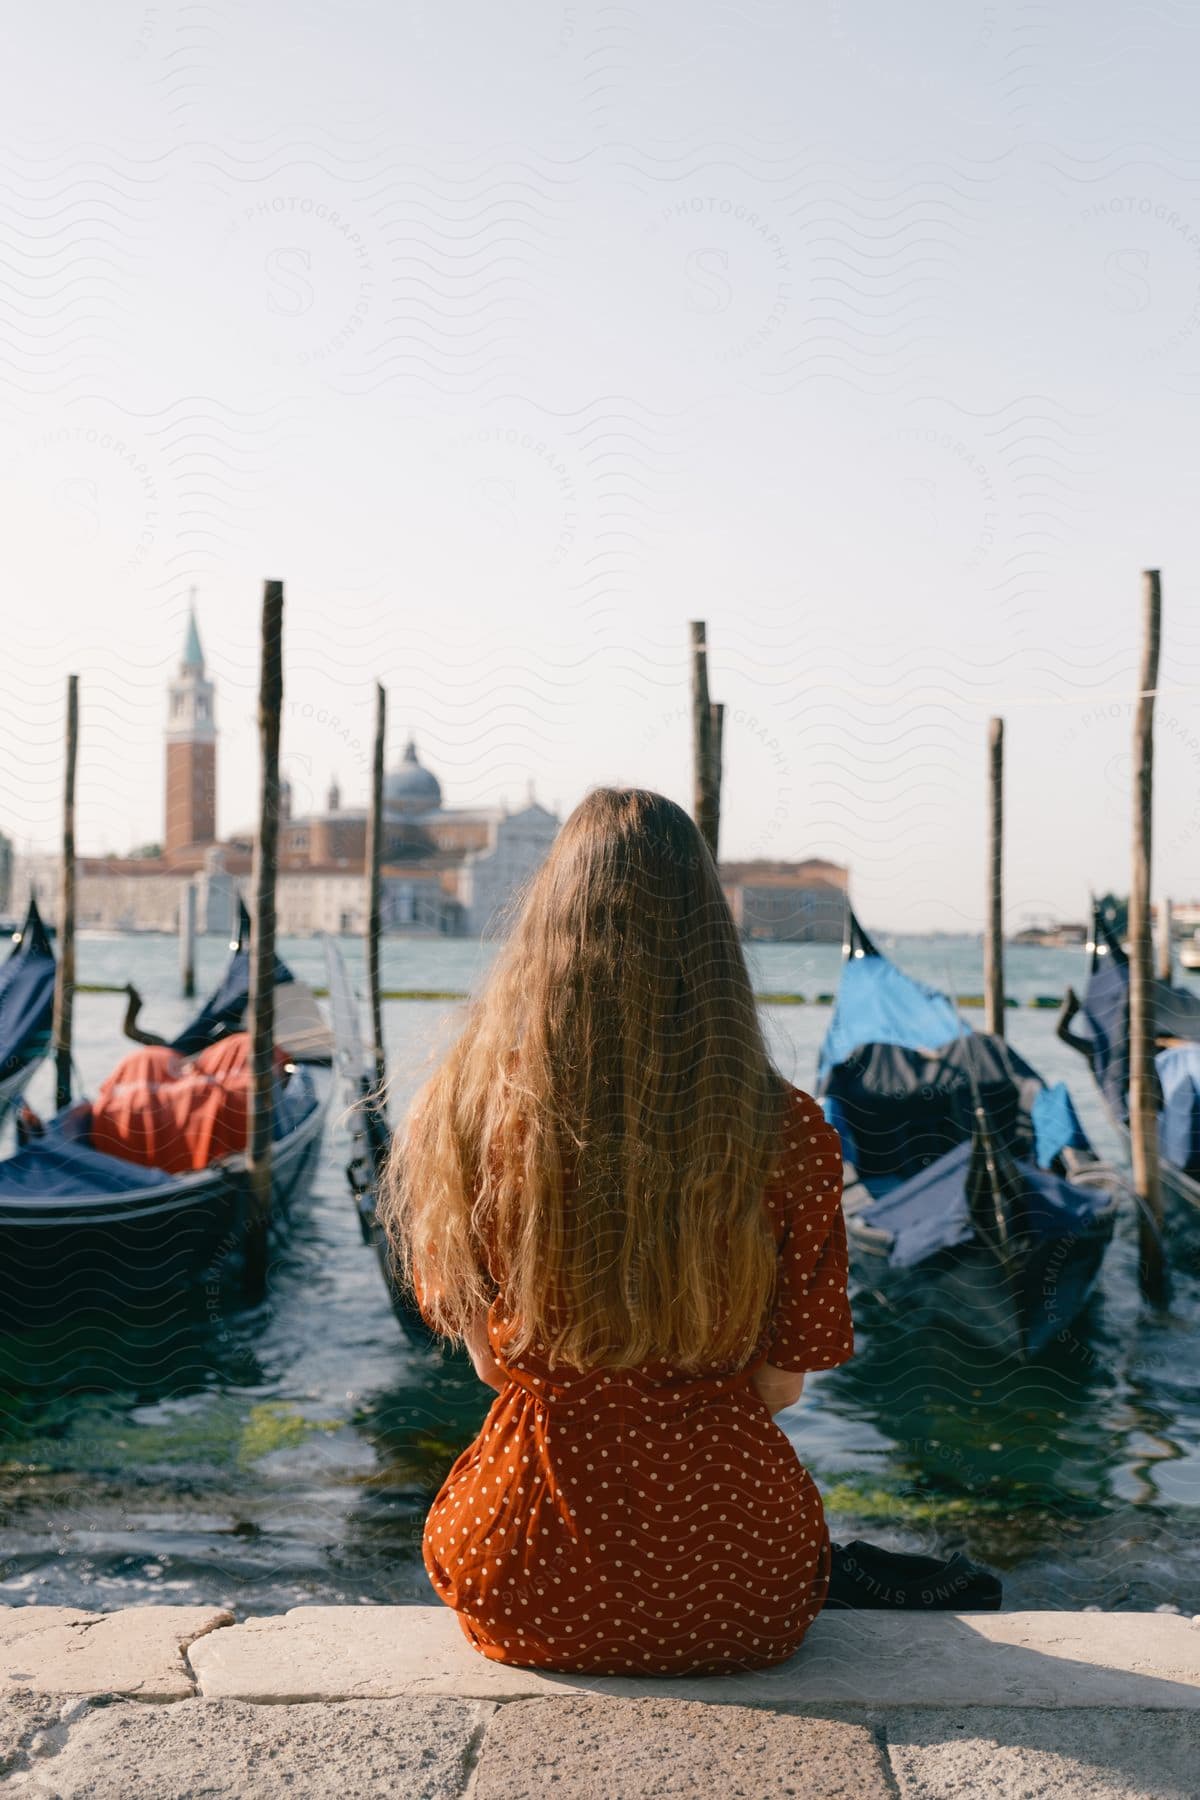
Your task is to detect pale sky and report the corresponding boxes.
[3,2,1200,930]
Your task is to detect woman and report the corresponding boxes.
[382,787,853,1675]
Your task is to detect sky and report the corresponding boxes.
[3,2,1200,931]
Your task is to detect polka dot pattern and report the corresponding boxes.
[420,1086,853,1676]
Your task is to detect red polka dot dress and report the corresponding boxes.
[420,1085,853,1676]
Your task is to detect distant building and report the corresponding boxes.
[11,615,560,938]
[720,859,848,943]
[12,854,194,935]
[11,614,849,943]
[272,737,560,937]
[164,605,217,860]
[1010,915,1086,948]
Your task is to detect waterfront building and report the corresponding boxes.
[272,740,560,936]
[9,617,848,942]
[10,615,560,939]
[720,859,848,943]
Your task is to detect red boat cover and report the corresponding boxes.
[90,1034,289,1174]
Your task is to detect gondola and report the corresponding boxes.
[324,944,437,1349]
[0,907,336,1326]
[0,898,56,1132]
[817,912,1119,1359]
[1059,901,1200,1265]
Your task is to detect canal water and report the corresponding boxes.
[2,934,1198,1616]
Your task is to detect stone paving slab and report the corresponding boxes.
[884,1706,1200,1800]
[0,1695,491,1799]
[10,1694,1191,1800]
[469,1696,893,1799]
[0,1607,233,1700]
[187,1605,1200,1709]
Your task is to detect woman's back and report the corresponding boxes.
[384,788,853,1674]
[417,1083,851,1674]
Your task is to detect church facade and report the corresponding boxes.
[13,613,561,939]
[270,736,561,938]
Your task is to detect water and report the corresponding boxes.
[2,934,1198,1617]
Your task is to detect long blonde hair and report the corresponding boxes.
[381,787,785,1372]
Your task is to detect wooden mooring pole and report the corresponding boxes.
[690,621,721,859]
[984,716,1005,1038]
[1130,569,1166,1305]
[1157,896,1173,984]
[52,674,79,1112]
[244,580,284,1296]
[366,681,387,1095]
[709,699,725,859]
[179,879,197,998]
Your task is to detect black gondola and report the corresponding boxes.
[1059,901,1200,1264]
[0,898,56,1131]
[817,912,1119,1359]
[0,907,336,1327]
[325,940,437,1349]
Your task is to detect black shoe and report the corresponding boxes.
[825,1539,1002,1611]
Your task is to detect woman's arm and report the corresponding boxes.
[463,1307,507,1392]
[750,1362,805,1415]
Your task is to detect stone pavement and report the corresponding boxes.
[2,1605,1198,1797]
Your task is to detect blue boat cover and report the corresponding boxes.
[1078,944,1131,1121]
[0,1070,317,1199]
[170,937,295,1058]
[0,899,56,1084]
[0,1131,174,1197]
[860,1140,1111,1270]
[1077,919,1200,1123]
[1030,1082,1090,1169]
[817,949,963,1084]
[820,1030,1078,1184]
[859,1141,978,1266]
[820,916,1093,1185]
[1157,1044,1200,1173]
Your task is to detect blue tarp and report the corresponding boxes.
[0,1132,174,1198]
[1031,1082,1089,1169]
[1078,948,1130,1122]
[859,1141,978,1267]
[1077,919,1200,1124]
[821,1091,862,1171]
[820,1030,1066,1184]
[170,945,294,1058]
[817,951,963,1084]
[0,1071,317,1199]
[860,1140,1111,1271]
[1000,1160,1109,1237]
[0,900,56,1084]
[819,924,1094,1249]
[1157,1044,1200,1173]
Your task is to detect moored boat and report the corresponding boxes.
[0,909,336,1327]
[0,899,56,1132]
[324,939,436,1348]
[1059,902,1200,1265]
[818,913,1119,1359]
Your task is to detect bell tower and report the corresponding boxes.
[164,596,217,856]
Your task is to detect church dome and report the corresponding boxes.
[384,738,442,815]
